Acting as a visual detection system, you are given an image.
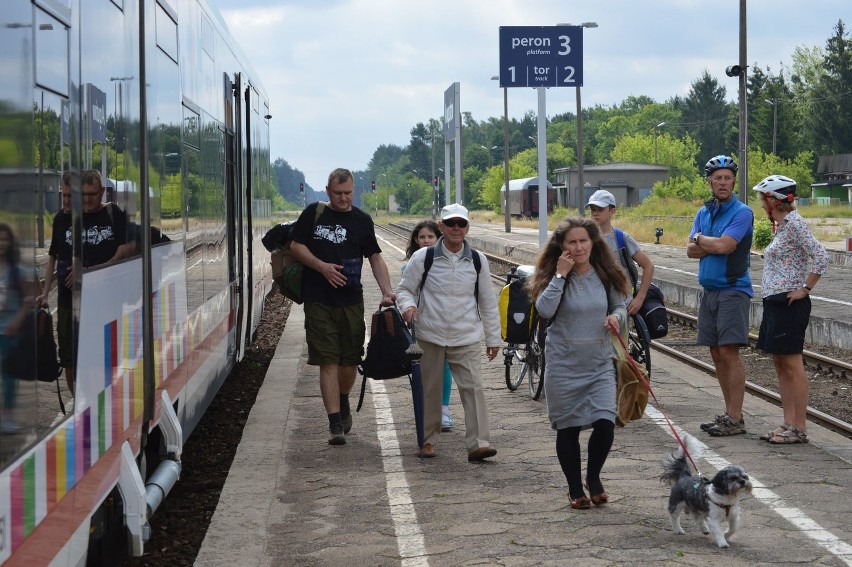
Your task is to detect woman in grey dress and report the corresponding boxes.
[526,217,630,509]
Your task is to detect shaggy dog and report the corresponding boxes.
[661,434,753,548]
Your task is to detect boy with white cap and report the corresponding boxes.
[585,189,656,315]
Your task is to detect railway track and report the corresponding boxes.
[378,222,852,439]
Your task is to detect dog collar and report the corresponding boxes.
[708,497,732,517]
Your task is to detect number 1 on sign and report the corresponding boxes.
[508,66,516,82]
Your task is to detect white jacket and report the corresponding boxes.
[396,238,501,348]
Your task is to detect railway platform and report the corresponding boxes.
[195,235,852,567]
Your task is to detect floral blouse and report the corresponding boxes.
[761,210,829,298]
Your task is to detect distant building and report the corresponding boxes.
[811,154,852,205]
[554,162,669,209]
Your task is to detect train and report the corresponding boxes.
[1,0,272,564]
[500,177,556,217]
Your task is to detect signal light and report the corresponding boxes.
[725,65,743,77]
[433,176,438,187]
[371,180,376,191]
[299,182,304,193]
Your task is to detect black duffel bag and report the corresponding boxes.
[638,283,668,339]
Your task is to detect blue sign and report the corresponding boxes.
[498,26,584,88]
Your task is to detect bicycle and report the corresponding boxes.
[502,266,546,400]
[627,312,652,376]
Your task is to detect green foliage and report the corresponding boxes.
[647,176,710,201]
[745,150,815,194]
[479,162,536,211]
[753,217,774,249]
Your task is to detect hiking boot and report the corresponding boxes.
[441,412,454,432]
[328,424,346,445]
[341,407,353,434]
[700,413,727,432]
[706,415,746,437]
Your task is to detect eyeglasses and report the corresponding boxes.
[710,175,735,182]
[442,218,468,228]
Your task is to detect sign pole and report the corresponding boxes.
[536,87,548,246]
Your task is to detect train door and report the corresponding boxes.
[226,72,247,361]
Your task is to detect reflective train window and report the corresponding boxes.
[35,10,68,96]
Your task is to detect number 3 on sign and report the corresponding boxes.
[558,35,571,55]
[562,66,576,84]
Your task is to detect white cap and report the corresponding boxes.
[585,189,616,208]
[441,203,469,221]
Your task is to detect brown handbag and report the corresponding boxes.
[608,323,650,427]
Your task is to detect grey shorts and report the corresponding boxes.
[696,289,751,347]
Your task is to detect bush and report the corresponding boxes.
[753,218,773,249]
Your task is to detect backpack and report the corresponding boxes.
[273,203,325,304]
[356,306,416,411]
[2,308,62,383]
[498,277,536,344]
[613,228,668,339]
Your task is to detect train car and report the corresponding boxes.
[500,177,555,217]
[0,0,273,564]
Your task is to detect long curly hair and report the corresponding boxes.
[405,220,442,259]
[525,216,630,300]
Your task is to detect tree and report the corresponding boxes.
[677,71,730,168]
[810,20,852,155]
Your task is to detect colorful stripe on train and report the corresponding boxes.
[1,283,199,556]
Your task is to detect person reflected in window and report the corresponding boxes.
[38,171,75,394]
[76,169,134,269]
[1,224,39,435]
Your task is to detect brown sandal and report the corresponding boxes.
[569,495,591,510]
[768,426,809,444]
[759,423,790,442]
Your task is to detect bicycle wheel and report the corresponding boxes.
[628,314,652,376]
[527,319,545,400]
[505,345,527,390]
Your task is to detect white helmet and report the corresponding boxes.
[753,175,796,202]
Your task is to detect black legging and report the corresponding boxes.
[556,419,615,499]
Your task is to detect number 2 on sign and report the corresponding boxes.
[562,66,576,84]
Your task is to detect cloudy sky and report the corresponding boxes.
[209,0,849,191]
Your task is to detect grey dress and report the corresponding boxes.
[535,269,627,430]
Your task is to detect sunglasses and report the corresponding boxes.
[442,218,468,228]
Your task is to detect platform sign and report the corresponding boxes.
[498,26,583,88]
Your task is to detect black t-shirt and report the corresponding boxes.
[48,210,73,307]
[75,204,129,268]
[291,202,381,307]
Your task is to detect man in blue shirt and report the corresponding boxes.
[687,156,753,436]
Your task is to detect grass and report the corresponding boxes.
[387,197,851,250]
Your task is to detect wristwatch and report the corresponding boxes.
[555,273,564,279]
[692,233,701,244]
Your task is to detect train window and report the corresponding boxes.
[156,3,178,63]
[34,10,69,97]
[33,0,72,27]
[201,13,214,60]
[184,146,203,314]
[183,104,200,149]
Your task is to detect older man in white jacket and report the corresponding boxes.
[397,203,502,461]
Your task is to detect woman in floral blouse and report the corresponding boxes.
[753,175,829,444]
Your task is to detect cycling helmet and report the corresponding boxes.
[704,155,738,177]
[753,175,796,202]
